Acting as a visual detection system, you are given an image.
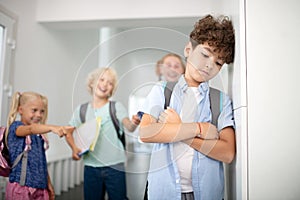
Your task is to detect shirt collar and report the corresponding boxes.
[199,81,209,93]
[177,75,209,93]
[177,75,188,91]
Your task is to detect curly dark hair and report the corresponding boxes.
[189,14,235,64]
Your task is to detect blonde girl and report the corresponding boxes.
[5,91,73,200]
[66,67,140,200]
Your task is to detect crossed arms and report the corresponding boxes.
[139,108,236,164]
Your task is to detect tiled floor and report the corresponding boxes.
[55,184,84,200]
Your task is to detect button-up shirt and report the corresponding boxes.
[140,75,235,200]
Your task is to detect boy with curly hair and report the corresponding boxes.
[139,14,235,200]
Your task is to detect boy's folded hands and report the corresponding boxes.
[158,108,219,140]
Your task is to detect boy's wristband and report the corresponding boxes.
[197,122,202,138]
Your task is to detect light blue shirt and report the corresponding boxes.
[140,75,235,200]
[69,101,128,167]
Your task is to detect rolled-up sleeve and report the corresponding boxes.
[217,93,235,131]
[69,105,81,128]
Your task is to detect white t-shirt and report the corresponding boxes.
[173,87,200,192]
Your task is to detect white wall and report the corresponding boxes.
[225,0,248,199]
[246,0,300,199]
[0,0,100,160]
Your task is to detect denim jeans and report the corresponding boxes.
[84,163,127,200]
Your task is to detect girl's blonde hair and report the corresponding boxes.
[86,67,118,97]
[5,92,48,142]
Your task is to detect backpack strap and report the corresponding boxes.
[163,83,222,127]
[164,81,177,109]
[109,101,126,149]
[79,102,89,123]
[19,150,28,186]
[12,135,31,186]
[79,101,126,149]
[144,81,177,200]
[209,87,222,127]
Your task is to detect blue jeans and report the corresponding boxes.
[84,163,127,200]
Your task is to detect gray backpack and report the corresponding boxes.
[163,81,222,126]
[143,82,222,200]
[79,101,126,149]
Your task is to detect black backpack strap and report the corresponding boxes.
[79,102,89,123]
[163,83,222,126]
[209,87,221,126]
[164,81,177,109]
[143,82,177,200]
[109,101,126,149]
